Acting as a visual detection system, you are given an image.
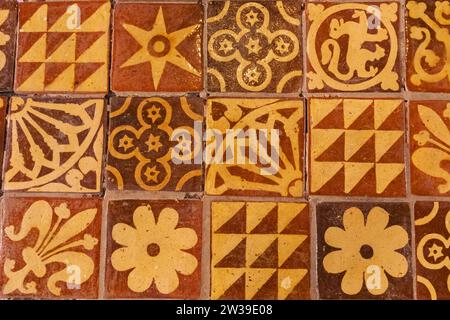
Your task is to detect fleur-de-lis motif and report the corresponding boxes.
[0,9,11,71]
[2,201,98,296]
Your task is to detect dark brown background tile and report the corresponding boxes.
[0,1,17,92]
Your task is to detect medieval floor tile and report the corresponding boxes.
[211,201,310,300]
[205,98,304,197]
[0,96,7,184]
[107,96,203,192]
[3,97,105,193]
[104,200,202,299]
[0,197,102,299]
[111,3,203,93]
[308,98,406,197]
[14,1,110,94]
[406,0,450,92]
[415,201,450,300]
[207,1,302,93]
[0,1,17,92]
[305,2,401,92]
[316,202,413,299]
[409,101,450,196]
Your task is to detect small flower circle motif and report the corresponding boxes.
[323,207,409,295]
[111,205,198,294]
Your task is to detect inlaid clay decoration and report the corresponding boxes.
[3,97,105,193]
[0,1,16,92]
[406,0,450,92]
[306,2,400,92]
[15,1,110,93]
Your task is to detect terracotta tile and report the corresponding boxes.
[0,1,17,92]
[107,96,203,192]
[207,1,302,93]
[409,101,450,196]
[415,201,450,300]
[111,3,203,93]
[316,202,413,299]
[104,200,202,299]
[211,201,310,300]
[406,0,450,92]
[309,98,406,197]
[3,96,105,193]
[0,96,7,184]
[205,98,304,197]
[14,1,110,94]
[0,197,102,299]
[306,2,401,92]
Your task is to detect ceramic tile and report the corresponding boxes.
[3,97,105,193]
[415,201,450,300]
[211,201,310,300]
[207,1,302,93]
[409,101,450,196]
[0,96,7,184]
[205,98,304,197]
[111,3,203,93]
[0,1,17,92]
[14,1,110,94]
[107,96,203,192]
[316,202,413,299]
[406,0,450,92]
[104,200,202,299]
[306,2,400,92]
[0,197,102,299]
[309,98,405,197]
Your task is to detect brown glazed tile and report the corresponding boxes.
[111,3,203,93]
[0,197,102,299]
[3,96,105,193]
[0,96,7,182]
[0,1,17,92]
[309,98,406,197]
[205,98,304,197]
[107,96,203,192]
[211,201,310,300]
[409,101,450,196]
[207,1,302,93]
[104,200,202,299]
[316,202,413,299]
[406,0,450,92]
[14,1,110,94]
[415,201,450,300]
[306,2,401,92]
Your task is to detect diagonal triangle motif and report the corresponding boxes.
[212,202,245,233]
[278,269,308,300]
[374,100,402,129]
[311,129,344,160]
[250,206,278,234]
[17,63,45,92]
[79,2,111,32]
[76,64,107,92]
[45,63,75,91]
[375,163,404,194]
[277,203,307,233]
[46,32,73,59]
[344,162,374,193]
[245,269,277,300]
[246,202,277,234]
[20,5,48,32]
[214,235,246,268]
[44,62,73,87]
[250,238,278,268]
[212,269,245,300]
[311,161,344,193]
[375,131,403,162]
[310,99,342,128]
[46,33,76,63]
[278,234,307,267]
[76,32,105,62]
[19,34,47,63]
[343,99,372,129]
[246,235,277,267]
[344,130,374,161]
[251,272,278,300]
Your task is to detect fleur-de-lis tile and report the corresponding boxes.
[0,0,16,92]
[0,197,102,299]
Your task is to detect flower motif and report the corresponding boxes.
[323,207,409,295]
[111,205,198,294]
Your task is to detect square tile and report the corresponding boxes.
[0,96,7,182]
[207,1,302,93]
[3,97,106,193]
[316,202,413,299]
[305,2,401,92]
[0,197,102,299]
[406,0,450,92]
[211,201,310,300]
[309,98,406,197]
[107,96,203,192]
[415,201,450,300]
[14,1,110,94]
[104,200,202,299]
[409,101,450,196]
[111,3,203,93]
[0,1,17,92]
[205,98,304,197]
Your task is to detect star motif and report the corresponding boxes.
[275,38,290,54]
[146,105,161,123]
[218,38,234,54]
[428,243,444,262]
[143,165,160,183]
[145,134,163,152]
[245,9,259,27]
[245,66,261,84]
[245,38,262,55]
[120,7,200,90]
[118,134,134,152]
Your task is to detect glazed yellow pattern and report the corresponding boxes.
[0,9,10,72]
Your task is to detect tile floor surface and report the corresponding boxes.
[0,0,448,300]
